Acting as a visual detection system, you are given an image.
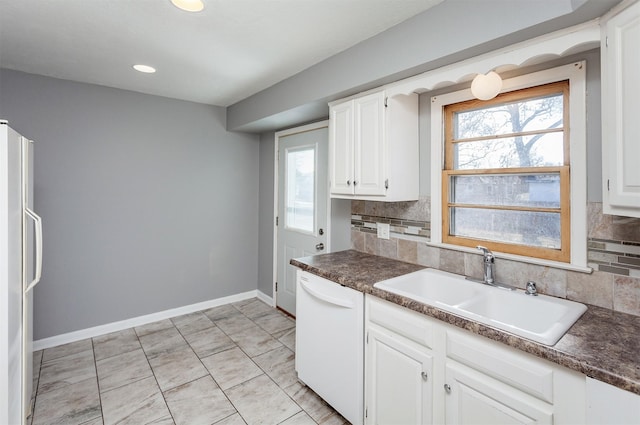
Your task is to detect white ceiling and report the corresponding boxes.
[0,0,442,106]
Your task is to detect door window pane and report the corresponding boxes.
[286,147,315,233]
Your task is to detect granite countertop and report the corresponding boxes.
[291,249,640,396]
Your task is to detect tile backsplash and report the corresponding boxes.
[351,198,640,317]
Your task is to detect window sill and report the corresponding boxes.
[424,240,593,274]
[379,231,593,273]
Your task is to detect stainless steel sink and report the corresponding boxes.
[374,268,587,345]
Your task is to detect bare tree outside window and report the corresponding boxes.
[443,81,570,262]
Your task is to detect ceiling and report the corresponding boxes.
[0,0,443,107]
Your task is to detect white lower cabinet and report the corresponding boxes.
[365,295,587,425]
[586,377,640,425]
[366,325,433,424]
[445,362,552,424]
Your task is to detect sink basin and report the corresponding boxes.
[374,269,587,345]
[374,269,481,308]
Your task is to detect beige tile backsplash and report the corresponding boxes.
[351,198,640,317]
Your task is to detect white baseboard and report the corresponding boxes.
[33,290,260,351]
[256,289,274,307]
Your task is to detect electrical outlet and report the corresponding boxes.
[377,223,390,240]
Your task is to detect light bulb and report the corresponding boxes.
[471,71,502,100]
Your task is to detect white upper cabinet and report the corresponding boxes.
[602,0,640,217]
[330,100,355,196]
[354,92,386,196]
[329,90,419,201]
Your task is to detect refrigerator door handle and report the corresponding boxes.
[24,208,42,293]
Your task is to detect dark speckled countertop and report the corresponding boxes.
[291,250,640,396]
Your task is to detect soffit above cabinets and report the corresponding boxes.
[384,20,601,98]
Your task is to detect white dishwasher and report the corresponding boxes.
[296,270,364,425]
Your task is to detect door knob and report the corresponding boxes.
[315,243,325,250]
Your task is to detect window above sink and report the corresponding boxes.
[431,62,588,267]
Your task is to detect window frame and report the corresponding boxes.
[430,62,587,267]
[442,80,571,262]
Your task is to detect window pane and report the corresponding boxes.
[454,132,564,169]
[286,148,314,232]
[455,93,564,139]
[450,207,561,249]
[451,174,560,208]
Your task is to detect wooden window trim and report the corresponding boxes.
[442,81,570,262]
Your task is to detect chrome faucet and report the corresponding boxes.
[477,246,495,284]
[470,246,517,291]
[466,246,518,290]
[525,281,538,296]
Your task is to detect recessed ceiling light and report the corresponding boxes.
[171,0,204,12]
[133,64,156,74]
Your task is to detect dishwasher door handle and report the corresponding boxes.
[299,279,355,309]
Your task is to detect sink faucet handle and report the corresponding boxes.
[526,281,538,296]
[477,246,494,261]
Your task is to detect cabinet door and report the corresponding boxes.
[444,362,552,425]
[329,100,354,195]
[366,326,433,425]
[586,377,640,425]
[602,1,640,217]
[354,92,386,196]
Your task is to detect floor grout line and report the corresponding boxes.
[91,338,106,425]
[32,298,342,425]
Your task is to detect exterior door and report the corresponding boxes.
[276,126,328,316]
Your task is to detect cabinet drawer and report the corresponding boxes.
[446,329,554,403]
[366,296,433,348]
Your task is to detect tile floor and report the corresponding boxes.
[29,298,347,425]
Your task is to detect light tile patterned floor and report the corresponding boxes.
[29,298,347,425]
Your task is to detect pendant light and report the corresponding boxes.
[471,71,503,100]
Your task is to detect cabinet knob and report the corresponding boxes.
[347,180,351,186]
[353,180,358,186]
[421,371,428,381]
[444,384,451,394]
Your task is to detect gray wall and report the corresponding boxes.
[330,199,352,252]
[257,132,275,296]
[0,69,260,339]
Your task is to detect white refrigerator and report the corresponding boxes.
[1,121,43,425]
